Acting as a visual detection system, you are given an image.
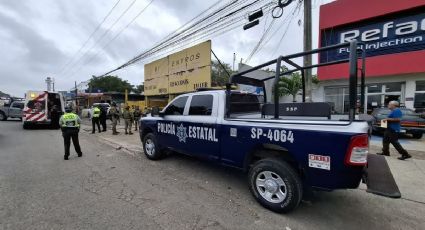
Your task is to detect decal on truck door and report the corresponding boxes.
[158,122,218,143]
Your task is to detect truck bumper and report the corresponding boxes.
[363,154,401,198]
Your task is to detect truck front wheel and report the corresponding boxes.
[0,112,7,121]
[143,133,164,160]
[248,158,303,213]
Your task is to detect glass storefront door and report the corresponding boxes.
[325,82,405,114]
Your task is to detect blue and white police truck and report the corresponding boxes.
[139,41,400,213]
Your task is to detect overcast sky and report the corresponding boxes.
[0,0,332,97]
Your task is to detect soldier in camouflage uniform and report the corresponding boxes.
[109,102,120,135]
[133,106,142,131]
[122,106,134,135]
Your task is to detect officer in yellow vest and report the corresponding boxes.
[59,107,83,160]
[91,105,101,133]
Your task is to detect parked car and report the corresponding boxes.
[0,101,24,121]
[371,108,425,139]
[415,108,425,119]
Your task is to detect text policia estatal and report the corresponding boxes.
[157,122,218,142]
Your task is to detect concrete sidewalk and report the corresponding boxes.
[80,118,143,156]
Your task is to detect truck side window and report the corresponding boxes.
[189,95,213,116]
[164,96,188,115]
[12,103,24,109]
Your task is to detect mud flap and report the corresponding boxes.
[363,154,401,198]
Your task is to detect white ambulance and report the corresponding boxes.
[23,91,65,129]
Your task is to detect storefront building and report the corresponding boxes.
[314,0,425,114]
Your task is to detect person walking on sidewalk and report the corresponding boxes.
[377,101,412,160]
[133,106,141,131]
[122,106,134,135]
[59,106,83,160]
[110,102,120,135]
[91,105,101,133]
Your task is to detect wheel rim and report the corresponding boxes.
[256,170,287,203]
[145,138,155,156]
[0,113,4,120]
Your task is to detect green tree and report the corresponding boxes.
[132,84,144,94]
[88,75,133,93]
[277,67,303,102]
[267,65,319,102]
[211,60,234,87]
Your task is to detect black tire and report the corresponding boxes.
[142,133,164,160]
[23,123,30,129]
[248,158,303,213]
[412,133,423,139]
[0,112,7,121]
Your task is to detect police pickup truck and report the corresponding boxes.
[139,41,400,212]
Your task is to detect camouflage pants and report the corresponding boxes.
[112,117,118,134]
[124,119,132,133]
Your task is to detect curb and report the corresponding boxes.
[81,124,143,157]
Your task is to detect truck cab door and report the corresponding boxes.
[9,102,23,118]
[177,94,220,161]
[158,96,189,153]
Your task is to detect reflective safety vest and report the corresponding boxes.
[92,107,101,118]
[62,113,80,128]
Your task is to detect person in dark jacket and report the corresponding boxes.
[100,105,107,132]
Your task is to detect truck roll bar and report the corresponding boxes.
[227,40,366,121]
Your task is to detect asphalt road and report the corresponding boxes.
[0,120,424,230]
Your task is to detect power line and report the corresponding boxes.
[63,0,140,78]
[66,0,156,78]
[57,0,122,75]
[67,0,235,78]
[245,17,276,64]
[98,0,271,77]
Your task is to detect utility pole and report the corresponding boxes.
[52,78,55,92]
[233,53,236,72]
[303,0,312,102]
[74,81,78,113]
[45,77,52,91]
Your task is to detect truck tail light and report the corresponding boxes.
[345,134,369,166]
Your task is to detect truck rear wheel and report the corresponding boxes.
[143,133,164,160]
[248,158,303,213]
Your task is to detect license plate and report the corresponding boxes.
[400,129,406,133]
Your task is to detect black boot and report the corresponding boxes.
[398,154,412,160]
[64,155,69,160]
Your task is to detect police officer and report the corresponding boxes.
[110,102,120,135]
[59,106,82,160]
[91,105,101,133]
[377,101,412,160]
[133,106,141,131]
[122,106,134,135]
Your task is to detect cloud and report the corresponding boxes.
[0,0,331,97]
